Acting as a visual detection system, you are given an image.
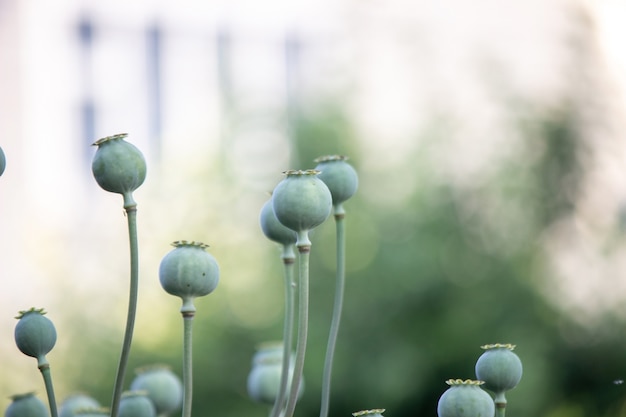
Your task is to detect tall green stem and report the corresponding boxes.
[494,393,506,417]
[319,209,346,417]
[110,201,139,417]
[39,362,58,417]
[182,313,195,417]
[270,245,296,417]
[283,232,311,417]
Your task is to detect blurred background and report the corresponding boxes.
[3,0,626,416]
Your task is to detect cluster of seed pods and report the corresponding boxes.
[437,344,523,417]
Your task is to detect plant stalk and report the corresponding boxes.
[319,210,346,417]
[110,202,139,417]
[283,233,311,417]
[182,313,195,417]
[270,245,296,417]
[39,362,58,417]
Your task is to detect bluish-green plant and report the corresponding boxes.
[259,199,298,417]
[159,240,220,417]
[475,344,523,417]
[130,365,183,417]
[0,145,6,177]
[91,133,146,417]
[313,155,358,417]
[14,308,58,417]
[58,394,100,417]
[437,379,495,417]
[271,169,332,417]
[5,393,48,417]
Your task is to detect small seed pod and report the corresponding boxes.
[259,198,297,247]
[91,133,146,201]
[130,365,183,416]
[352,409,386,417]
[475,343,523,394]
[314,155,358,209]
[0,145,6,176]
[159,241,220,313]
[59,394,100,417]
[73,408,110,417]
[5,392,49,417]
[14,308,57,365]
[437,379,494,417]
[272,170,332,238]
[118,391,156,417]
[247,343,303,405]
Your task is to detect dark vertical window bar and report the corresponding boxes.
[284,32,301,168]
[77,15,95,163]
[216,26,233,167]
[146,23,163,163]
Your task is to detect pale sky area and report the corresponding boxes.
[3,0,626,410]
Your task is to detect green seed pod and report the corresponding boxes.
[475,343,523,394]
[14,308,57,364]
[91,133,146,199]
[314,155,358,208]
[352,409,386,417]
[246,343,303,405]
[130,365,183,416]
[5,392,49,417]
[59,394,100,417]
[118,391,156,417]
[272,170,332,235]
[159,241,220,313]
[259,198,297,247]
[0,145,6,177]
[73,408,110,417]
[437,379,494,417]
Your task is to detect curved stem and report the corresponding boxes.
[270,245,296,417]
[182,313,195,417]
[283,239,311,417]
[39,362,58,417]
[319,211,346,417]
[110,203,139,417]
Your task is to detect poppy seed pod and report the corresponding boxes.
[259,198,297,247]
[0,145,6,176]
[5,393,49,417]
[352,410,386,417]
[437,379,494,417]
[91,133,146,199]
[314,155,358,208]
[246,343,303,405]
[14,308,57,364]
[272,170,332,235]
[73,408,110,417]
[475,343,523,394]
[159,241,220,313]
[118,391,156,417]
[59,394,101,417]
[130,365,183,416]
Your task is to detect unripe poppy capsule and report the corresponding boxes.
[5,393,49,417]
[272,170,332,239]
[159,241,220,313]
[314,155,358,208]
[91,133,146,202]
[130,365,183,416]
[59,394,101,417]
[14,308,57,365]
[437,379,494,417]
[118,391,156,417]
[475,343,523,394]
[259,198,297,247]
[0,145,6,176]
